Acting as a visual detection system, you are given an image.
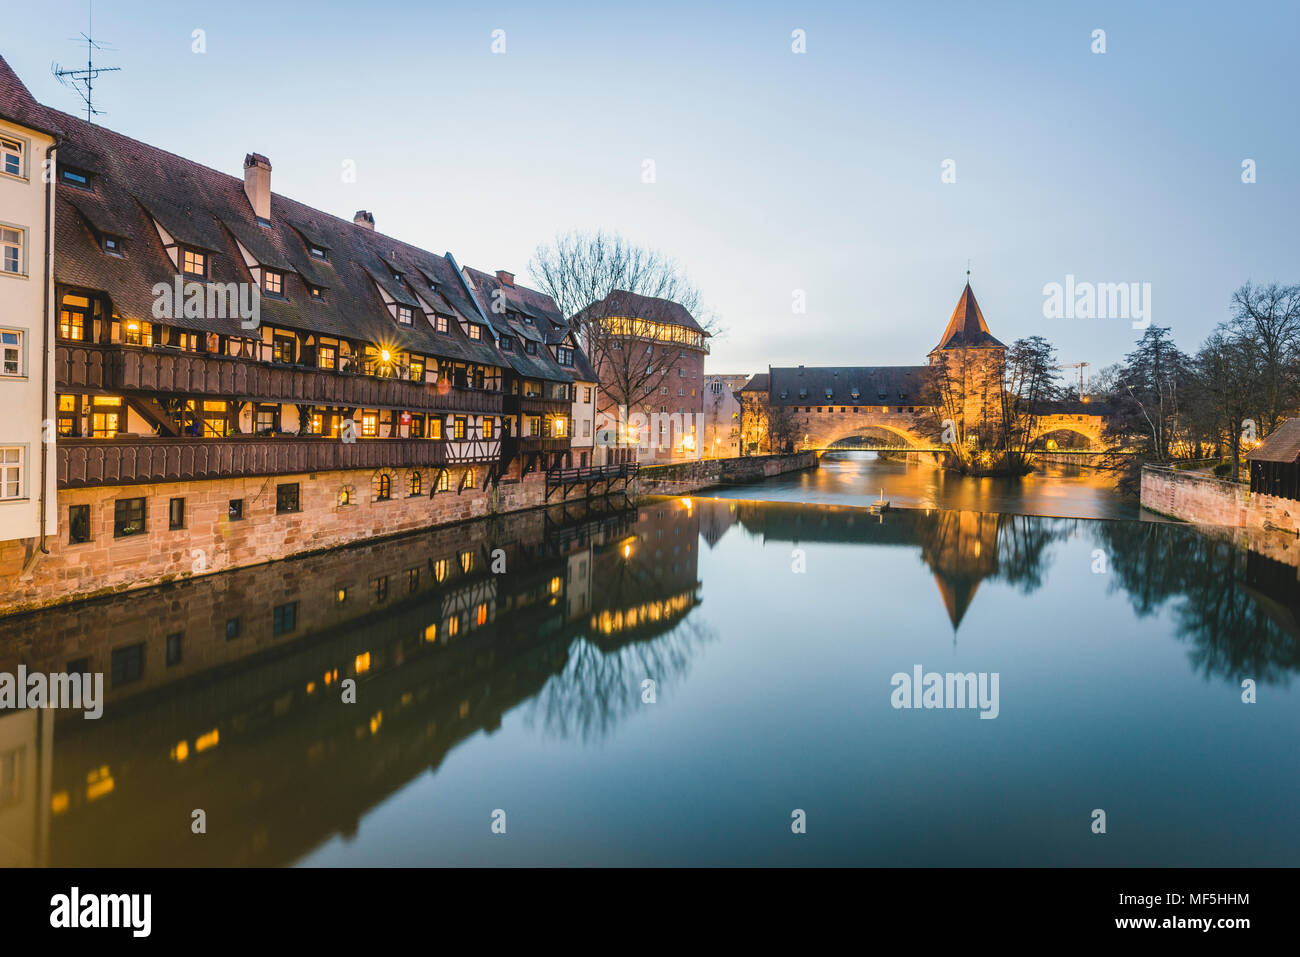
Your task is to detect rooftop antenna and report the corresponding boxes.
[966,259,971,282]
[52,2,120,122]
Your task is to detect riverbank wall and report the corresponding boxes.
[634,452,817,496]
[1140,465,1300,535]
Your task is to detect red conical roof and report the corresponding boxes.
[932,282,1005,352]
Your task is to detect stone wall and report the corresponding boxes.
[636,452,816,496]
[1140,465,1300,534]
[0,466,572,614]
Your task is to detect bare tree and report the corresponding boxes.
[529,231,719,421]
[1229,282,1300,434]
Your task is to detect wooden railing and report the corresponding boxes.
[56,343,505,414]
[504,394,571,416]
[58,436,455,489]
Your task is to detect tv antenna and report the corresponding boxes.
[51,3,120,121]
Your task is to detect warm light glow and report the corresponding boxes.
[623,543,632,558]
[171,740,190,762]
[549,576,562,594]
[306,681,316,695]
[195,729,220,753]
[424,623,437,643]
[51,791,69,815]
[380,348,392,362]
[354,652,371,674]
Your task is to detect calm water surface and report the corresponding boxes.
[1,457,1296,866]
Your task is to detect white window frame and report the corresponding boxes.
[0,446,24,500]
[1,329,23,377]
[0,224,24,276]
[0,136,24,179]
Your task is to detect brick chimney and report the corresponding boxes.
[353,210,375,230]
[496,270,515,287]
[243,153,272,223]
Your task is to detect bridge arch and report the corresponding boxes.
[820,424,927,450]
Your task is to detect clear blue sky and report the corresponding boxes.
[5,0,1297,378]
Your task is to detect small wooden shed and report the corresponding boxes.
[1247,418,1300,501]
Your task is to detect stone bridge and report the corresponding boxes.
[792,408,1106,451]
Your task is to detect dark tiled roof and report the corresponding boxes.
[766,366,929,405]
[463,267,594,384]
[933,282,1005,352]
[739,373,769,393]
[1247,417,1300,464]
[571,290,707,336]
[1,52,504,369]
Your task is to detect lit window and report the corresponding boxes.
[459,548,473,573]
[428,417,442,440]
[468,324,481,340]
[409,471,422,496]
[263,270,283,295]
[122,320,152,346]
[482,418,494,439]
[435,315,449,334]
[1,138,21,177]
[397,306,413,325]
[0,447,22,499]
[453,417,466,440]
[436,470,449,492]
[0,330,20,376]
[318,345,336,370]
[409,357,424,382]
[552,417,568,438]
[310,285,323,299]
[376,474,391,501]
[1,227,22,274]
[361,413,377,437]
[181,248,206,277]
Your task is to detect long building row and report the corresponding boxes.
[0,52,714,610]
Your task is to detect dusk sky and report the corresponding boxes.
[6,0,1298,379]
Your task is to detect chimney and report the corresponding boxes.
[243,153,272,223]
[496,270,515,287]
[353,210,375,230]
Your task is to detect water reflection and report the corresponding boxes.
[0,493,1296,866]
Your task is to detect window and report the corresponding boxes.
[436,470,449,492]
[58,293,89,340]
[373,576,389,603]
[228,499,244,521]
[0,138,21,177]
[1,227,22,275]
[376,474,392,501]
[408,471,422,496]
[316,344,336,370]
[272,334,295,364]
[501,337,514,351]
[524,340,537,355]
[459,549,474,573]
[254,404,277,434]
[552,417,568,438]
[309,246,327,260]
[361,413,378,438]
[113,497,146,537]
[165,632,184,667]
[463,469,475,490]
[338,486,353,507]
[433,557,450,581]
[410,357,424,382]
[102,235,123,255]
[0,447,21,501]
[168,497,186,530]
[110,643,145,687]
[310,285,323,300]
[225,617,241,640]
[406,567,420,593]
[276,483,300,514]
[557,346,573,365]
[397,306,413,325]
[429,417,442,440]
[409,414,425,438]
[68,504,91,543]
[122,319,151,346]
[181,248,207,277]
[334,588,347,605]
[584,387,592,403]
[0,330,20,376]
[435,315,449,334]
[91,397,121,437]
[453,417,466,440]
[263,269,283,296]
[468,324,482,340]
[272,602,298,636]
[482,418,494,439]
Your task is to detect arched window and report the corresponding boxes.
[376,473,391,501]
[461,468,475,491]
[338,485,354,507]
[436,469,449,492]
[409,471,422,496]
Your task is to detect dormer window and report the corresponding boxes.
[798,388,808,399]
[524,340,537,355]
[850,388,860,400]
[557,346,573,365]
[102,235,124,256]
[181,248,207,278]
[1,138,21,178]
[435,315,449,334]
[501,337,514,351]
[263,269,284,296]
[397,306,413,325]
[309,246,327,260]
[309,285,323,300]
[468,324,482,341]
[60,167,92,189]
[824,389,833,400]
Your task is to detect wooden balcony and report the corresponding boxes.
[56,343,504,414]
[57,435,458,489]
[505,394,571,416]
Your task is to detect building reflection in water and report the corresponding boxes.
[0,495,1295,866]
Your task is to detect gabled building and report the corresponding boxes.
[462,267,599,471]
[0,52,575,610]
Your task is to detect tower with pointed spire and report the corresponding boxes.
[927,280,1008,449]
[929,280,1006,359]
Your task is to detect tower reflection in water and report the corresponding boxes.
[0,496,1295,866]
